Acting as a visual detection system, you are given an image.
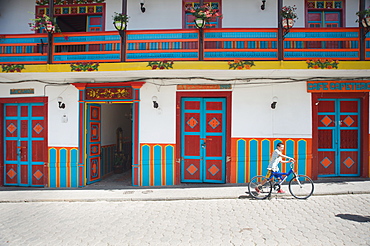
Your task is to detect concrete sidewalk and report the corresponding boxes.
[0,179,369,203]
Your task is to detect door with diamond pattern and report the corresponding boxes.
[4,103,46,187]
[181,98,226,183]
[317,99,360,177]
[86,104,101,184]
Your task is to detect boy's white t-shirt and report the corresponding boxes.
[267,149,282,171]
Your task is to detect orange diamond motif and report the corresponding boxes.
[321,116,332,127]
[343,116,354,127]
[33,170,43,180]
[208,118,220,129]
[208,165,219,176]
[320,157,332,168]
[187,117,198,128]
[7,123,17,134]
[187,164,198,175]
[7,169,16,179]
[33,123,43,134]
[343,157,355,168]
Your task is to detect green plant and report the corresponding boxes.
[2,64,25,73]
[114,153,125,166]
[228,60,255,70]
[280,5,298,20]
[356,7,370,22]
[306,59,339,69]
[147,60,174,70]
[29,14,61,33]
[113,12,129,23]
[70,62,99,71]
[187,4,222,22]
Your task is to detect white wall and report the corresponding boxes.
[0,0,35,34]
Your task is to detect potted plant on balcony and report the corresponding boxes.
[188,4,222,28]
[280,5,298,29]
[356,7,370,27]
[29,14,61,33]
[113,12,129,31]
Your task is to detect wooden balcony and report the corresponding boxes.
[0,28,369,65]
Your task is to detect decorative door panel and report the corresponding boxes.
[4,103,46,187]
[181,98,226,183]
[317,99,360,177]
[86,104,101,184]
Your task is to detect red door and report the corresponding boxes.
[317,99,360,177]
[86,104,101,184]
[181,98,226,183]
[4,103,46,187]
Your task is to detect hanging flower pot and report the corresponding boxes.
[282,18,294,29]
[114,20,126,31]
[112,12,129,32]
[194,18,206,29]
[361,16,370,27]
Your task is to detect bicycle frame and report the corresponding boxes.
[268,163,298,187]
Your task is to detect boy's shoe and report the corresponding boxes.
[255,187,261,193]
[277,189,286,194]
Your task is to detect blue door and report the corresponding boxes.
[181,98,226,183]
[317,99,361,177]
[86,104,101,184]
[4,103,46,186]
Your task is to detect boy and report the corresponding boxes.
[256,142,295,194]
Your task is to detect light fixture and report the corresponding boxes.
[271,96,278,109]
[261,0,266,10]
[152,96,159,109]
[57,97,65,109]
[140,0,146,13]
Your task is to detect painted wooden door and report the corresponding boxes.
[181,98,226,183]
[317,99,360,177]
[86,104,101,184]
[4,103,46,187]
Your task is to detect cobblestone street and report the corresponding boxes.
[0,194,369,245]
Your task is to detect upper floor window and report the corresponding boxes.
[183,0,222,29]
[306,0,344,27]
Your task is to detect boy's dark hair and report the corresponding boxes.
[276,142,284,148]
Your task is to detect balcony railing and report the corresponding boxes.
[0,28,369,65]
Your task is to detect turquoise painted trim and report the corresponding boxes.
[284,51,358,58]
[237,139,246,183]
[141,145,150,186]
[249,140,258,179]
[127,33,198,41]
[54,35,119,43]
[165,145,174,186]
[285,140,294,173]
[298,140,307,175]
[126,52,199,59]
[205,32,277,39]
[54,54,120,62]
[59,148,67,187]
[205,51,277,58]
[0,56,47,62]
[70,148,78,187]
[49,148,57,188]
[287,31,358,39]
[0,37,48,44]
[261,140,270,176]
[154,145,162,186]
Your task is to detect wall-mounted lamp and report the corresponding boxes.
[271,96,278,109]
[57,97,65,109]
[152,96,159,109]
[140,0,146,13]
[261,0,266,10]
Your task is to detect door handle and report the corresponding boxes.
[201,143,206,149]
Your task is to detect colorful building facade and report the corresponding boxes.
[0,0,369,188]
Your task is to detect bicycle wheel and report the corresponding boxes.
[248,176,272,199]
[289,175,314,199]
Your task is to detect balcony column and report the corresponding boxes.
[359,0,365,61]
[47,0,54,64]
[277,0,283,61]
[199,0,204,61]
[121,0,127,62]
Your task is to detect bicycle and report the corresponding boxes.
[248,162,314,199]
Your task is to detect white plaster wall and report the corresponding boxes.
[232,81,312,138]
[139,83,176,143]
[46,85,79,147]
[0,0,35,34]
[346,0,361,27]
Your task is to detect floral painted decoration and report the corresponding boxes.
[70,62,99,71]
[29,14,61,33]
[187,4,222,22]
[36,0,105,5]
[228,60,255,70]
[307,59,339,69]
[147,60,174,70]
[2,64,25,73]
[280,5,298,20]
